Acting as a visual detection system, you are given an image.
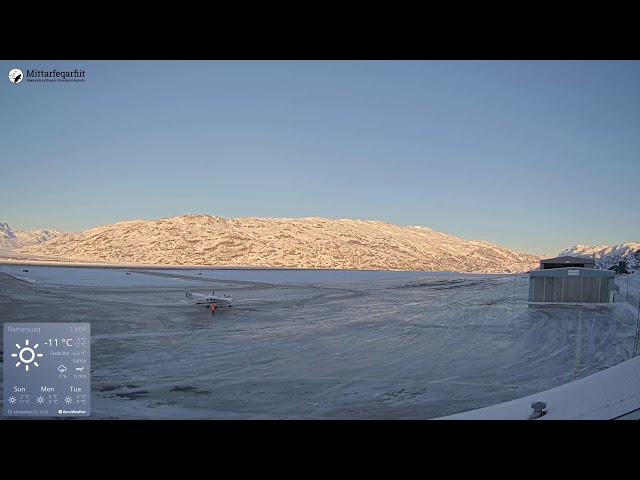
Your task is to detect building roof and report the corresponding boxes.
[530,267,614,277]
[540,255,595,264]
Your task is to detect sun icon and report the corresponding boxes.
[11,339,44,372]
[65,396,72,404]
[9,396,16,404]
[37,396,45,404]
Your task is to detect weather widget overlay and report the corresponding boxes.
[3,323,90,417]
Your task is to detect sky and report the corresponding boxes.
[1,60,638,255]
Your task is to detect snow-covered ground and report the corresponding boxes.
[438,353,640,420]
[1,264,638,419]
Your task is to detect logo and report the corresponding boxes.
[8,68,23,84]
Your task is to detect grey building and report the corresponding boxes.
[540,255,595,270]
[529,267,615,303]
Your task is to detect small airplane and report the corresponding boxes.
[184,290,233,308]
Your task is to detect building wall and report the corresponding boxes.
[529,268,614,303]
[530,276,611,302]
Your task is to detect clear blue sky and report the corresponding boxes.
[1,60,638,255]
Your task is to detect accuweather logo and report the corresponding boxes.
[8,68,23,84]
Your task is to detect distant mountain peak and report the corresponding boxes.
[0,222,17,239]
[0,221,63,250]
[558,242,640,270]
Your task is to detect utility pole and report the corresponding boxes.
[512,273,516,320]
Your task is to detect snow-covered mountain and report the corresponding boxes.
[0,222,17,240]
[558,243,640,270]
[0,222,63,250]
[19,214,540,273]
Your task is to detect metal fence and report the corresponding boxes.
[626,293,640,311]
[629,293,640,358]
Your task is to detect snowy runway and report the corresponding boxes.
[1,264,637,419]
